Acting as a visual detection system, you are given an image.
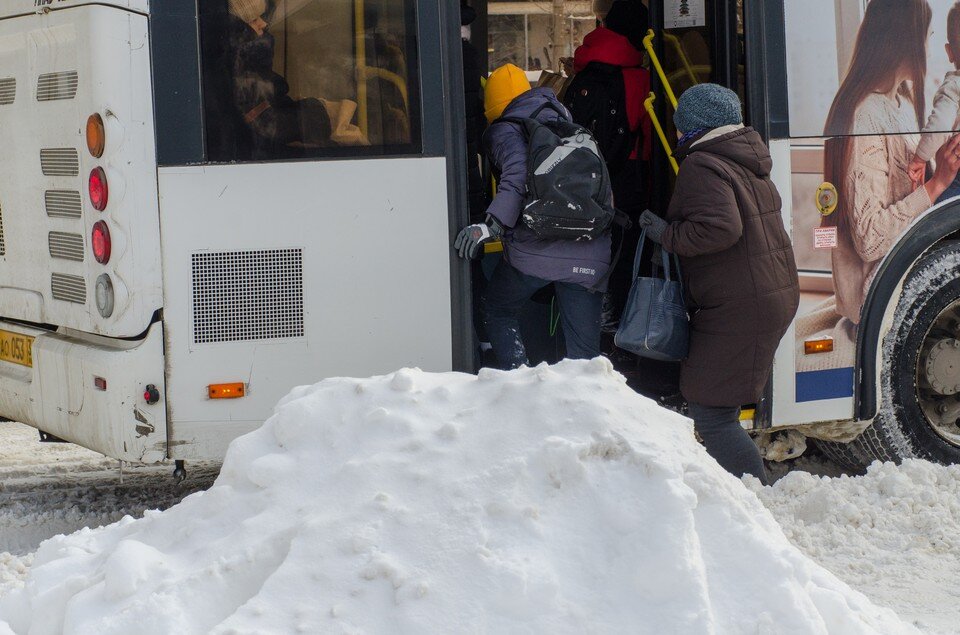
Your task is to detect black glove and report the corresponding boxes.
[638,210,667,244]
[454,216,504,259]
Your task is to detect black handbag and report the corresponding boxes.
[614,231,690,361]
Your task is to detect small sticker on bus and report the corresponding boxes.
[814,227,838,250]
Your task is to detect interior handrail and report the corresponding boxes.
[662,32,699,87]
[645,92,679,175]
[354,0,368,136]
[359,66,410,113]
[642,29,678,109]
[667,65,711,87]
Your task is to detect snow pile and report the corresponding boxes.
[752,460,960,634]
[0,360,914,634]
[0,555,29,598]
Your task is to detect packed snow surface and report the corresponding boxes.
[753,461,960,634]
[0,422,218,558]
[0,360,915,633]
[0,421,219,600]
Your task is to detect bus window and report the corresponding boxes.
[199,0,421,162]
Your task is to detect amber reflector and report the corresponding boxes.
[804,338,835,355]
[86,113,105,158]
[209,382,245,399]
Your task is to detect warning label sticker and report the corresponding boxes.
[814,226,838,250]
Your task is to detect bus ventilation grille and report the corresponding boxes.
[48,232,84,262]
[191,248,304,344]
[36,71,78,102]
[45,190,82,218]
[51,273,85,304]
[40,149,79,177]
[0,78,15,105]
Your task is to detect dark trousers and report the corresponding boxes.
[687,403,768,485]
[481,260,602,369]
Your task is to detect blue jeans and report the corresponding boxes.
[481,260,602,369]
[937,174,960,204]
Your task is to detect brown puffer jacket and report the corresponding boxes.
[662,126,799,407]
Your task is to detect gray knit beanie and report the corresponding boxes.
[673,83,743,134]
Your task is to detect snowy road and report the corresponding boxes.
[1,416,959,633]
[0,421,218,593]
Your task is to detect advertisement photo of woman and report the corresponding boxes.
[789,0,960,394]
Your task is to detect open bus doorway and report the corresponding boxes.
[461,0,745,403]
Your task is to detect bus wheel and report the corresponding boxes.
[854,241,960,465]
[812,439,870,473]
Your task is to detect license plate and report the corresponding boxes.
[0,329,33,367]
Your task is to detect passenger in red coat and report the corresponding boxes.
[572,26,652,164]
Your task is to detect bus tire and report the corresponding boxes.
[853,241,960,465]
[812,439,870,473]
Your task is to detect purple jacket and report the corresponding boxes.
[484,88,612,290]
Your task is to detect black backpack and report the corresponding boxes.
[563,61,636,173]
[496,102,620,242]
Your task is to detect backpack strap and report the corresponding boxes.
[491,116,531,128]
[528,101,569,121]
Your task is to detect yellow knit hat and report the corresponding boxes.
[229,0,267,23]
[484,64,531,123]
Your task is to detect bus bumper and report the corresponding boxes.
[0,321,167,463]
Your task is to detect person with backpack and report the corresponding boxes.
[453,64,617,370]
[565,0,651,334]
[638,84,800,484]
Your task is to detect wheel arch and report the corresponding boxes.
[857,198,960,421]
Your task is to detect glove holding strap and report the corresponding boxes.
[454,216,504,259]
[638,210,667,244]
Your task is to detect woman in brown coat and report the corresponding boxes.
[639,84,799,484]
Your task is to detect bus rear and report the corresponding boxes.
[0,1,165,462]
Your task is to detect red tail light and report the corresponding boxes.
[89,167,108,211]
[92,221,111,264]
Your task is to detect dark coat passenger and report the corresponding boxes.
[661,126,800,407]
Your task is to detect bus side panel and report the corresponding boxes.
[768,139,855,428]
[158,158,453,460]
[768,1,960,431]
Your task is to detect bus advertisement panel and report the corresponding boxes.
[785,0,960,404]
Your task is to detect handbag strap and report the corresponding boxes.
[659,244,672,282]
[632,229,648,280]
[633,230,676,282]
[633,231,685,302]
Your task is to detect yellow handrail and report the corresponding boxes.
[354,0,368,136]
[667,65,711,87]
[642,29,678,109]
[359,66,409,113]
[662,33,699,87]
[645,92,679,174]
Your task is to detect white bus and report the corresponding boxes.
[4,0,960,474]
